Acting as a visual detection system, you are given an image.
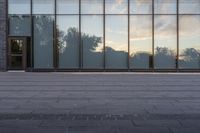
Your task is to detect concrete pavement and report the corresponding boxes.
[0,72,200,133]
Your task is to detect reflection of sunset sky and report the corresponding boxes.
[57,0,79,14]
[154,0,177,14]
[10,0,200,54]
[81,15,104,52]
[106,16,128,51]
[130,0,152,14]
[130,15,152,54]
[179,15,200,51]
[81,0,103,14]
[106,0,128,14]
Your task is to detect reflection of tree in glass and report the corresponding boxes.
[58,27,79,54]
[58,27,104,67]
[155,47,175,58]
[105,46,128,68]
[34,16,54,46]
[34,15,54,68]
[82,32,104,67]
[179,48,200,68]
[82,33,102,52]
[58,27,103,53]
[155,47,176,68]
[10,15,30,36]
[58,27,199,69]
[57,27,79,67]
[130,52,151,68]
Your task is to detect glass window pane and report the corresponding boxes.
[130,0,152,14]
[130,15,152,69]
[57,16,79,68]
[105,0,128,14]
[11,56,23,68]
[82,15,104,68]
[154,15,177,69]
[154,0,177,14]
[179,15,200,69]
[105,15,128,69]
[11,40,23,54]
[33,15,54,68]
[81,0,103,14]
[9,15,31,36]
[57,0,79,14]
[179,0,200,14]
[33,0,54,14]
[8,0,31,14]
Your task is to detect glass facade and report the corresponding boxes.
[7,0,200,71]
[82,15,104,68]
[57,16,79,68]
[130,15,152,69]
[33,15,54,68]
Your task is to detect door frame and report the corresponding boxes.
[8,37,27,70]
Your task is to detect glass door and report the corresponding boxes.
[8,38,27,70]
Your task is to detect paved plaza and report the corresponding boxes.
[0,72,200,133]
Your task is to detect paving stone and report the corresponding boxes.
[0,120,42,128]
[68,127,118,133]
[13,127,67,133]
[133,120,181,127]
[171,127,200,133]
[40,120,68,127]
[0,73,200,133]
[179,120,200,128]
[0,127,16,133]
[118,127,172,133]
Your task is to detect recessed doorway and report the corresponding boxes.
[8,38,27,70]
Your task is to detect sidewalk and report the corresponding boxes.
[0,72,200,133]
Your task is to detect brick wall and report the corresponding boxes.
[0,0,7,71]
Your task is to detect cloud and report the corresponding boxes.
[108,0,127,13]
[106,40,127,51]
[129,16,152,41]
[179,16,200,37]
[154,15,177,38]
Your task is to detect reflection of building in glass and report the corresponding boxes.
[1,0,200,71]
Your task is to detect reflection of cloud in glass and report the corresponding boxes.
[130,17,151,40]
[57,0,79,14]
[154,0,177,14]
[179,16,200,36]
[9,0,30,14]
[106,40,127,51]
[179,15,200,68]
[130,15,152,54]
[154,15,176,38]
[179,0,200,14]
[130,0,152,14]
[154,15,177,67]
[179,15,200,53]
[82,15,103,52]
[33,0,54,14]
[81,0,103,14]
[106,16,128,52]
[106,0,128,14]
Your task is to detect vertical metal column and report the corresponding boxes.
[128,0,130,70]
[152,0,155,71]
[177,0,179,71]
[31,0,34,69]
[54,0,58,70]
[103,0,106,70]
[6,0,8,71]
[79,0,82,69]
